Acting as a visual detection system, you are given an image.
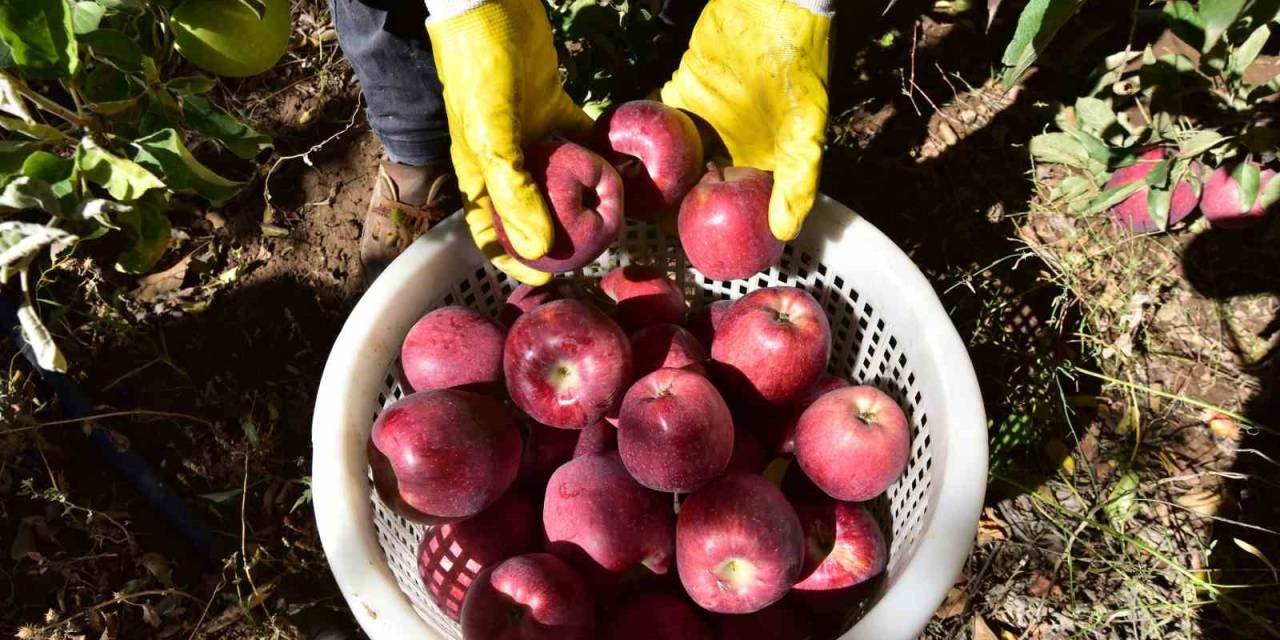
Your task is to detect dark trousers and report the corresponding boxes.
[330,0,451,167]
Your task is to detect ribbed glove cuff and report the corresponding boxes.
[424,0,834,22]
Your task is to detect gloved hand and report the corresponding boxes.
[660,0,832,242]
[426,0,592,285]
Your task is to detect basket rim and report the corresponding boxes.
[310,195,988,640]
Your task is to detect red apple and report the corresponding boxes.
[543,452,675,580]
[686,299,732,352]
[368,390,522,523]
[601,265,687,331]
[710,287,831,407]
[771,374,850,455]
[713,601,812,640]
[501,280,582,327]
[591,100,704,220]
[1201,161,1278,229]
[630,323,707,379]
[1106,148,1200,233]
[795,386,910,501]
[400,306,504,393]
[792,498,887,599]
[618,368,734,493]
[493,139,624,272]
[676,473,804,614]
[679,165,783,281]
[418,489,540,621]
[604,592,711,640]
[505,299,632,429]
[519,420,582,484]
[573,419,617,458]
[725,426,768,474]
[461,552,595,640]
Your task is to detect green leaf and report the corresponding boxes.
[199,487,244,504]
[79,29,144,72]
[999,0,1087,89]
[1200,0,1247,52]
[0,114,68,142]
[17,287,67,372]
[1260,171,1280,208]
[70,1,105,35]
[0,38,12,68]
[1068,128,1114,166]
[74,137,164,201]
[1177,130,1228,157]
[114,199,169,273]
[181,95,272,159]
[1162,0,1206,50]
[0,220,76,282]
[1074,97,1116,136]
[1105,471,1140,532]
[1228,24,1270,78]
[1029,132,1093,170]
[0,0,80,79]
[21,151,70,183]
[0,140,40,180]
[1086,158,1171,214]
[1232,161,1261,210]
[68,198,125,229]
[1146,182,1173,229]
[1233,538,1279,582]
[0,70,33,122]
[166,75,217,95]
[131,129,244,203]
[234,0,268,20]
[0,176,60,215]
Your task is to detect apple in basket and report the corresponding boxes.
[591,99,704,221]
[573,419,617,458]
[795,385,911,502]
[686,299,733,351]
[543,452,675,583]
[617,367,734,493]
[676,473,804,614]
[790,496,887,612]
[711,287,831,408]
[492,139,624,273]
[417,488,540,621]
[368,389,522,523]
[603,591,713,640]
[400,305,505,393]
[629,323,708,378]
[712,601,813,640]
[461,552,595,640]
[601,264,688,332]
[504,299,632,430]
[679,165,784,281]
[771,373,850,455]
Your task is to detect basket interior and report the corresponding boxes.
[367,223,936,636]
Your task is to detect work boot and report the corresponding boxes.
[359,161,459,286]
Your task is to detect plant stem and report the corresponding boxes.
[1,70,87,129]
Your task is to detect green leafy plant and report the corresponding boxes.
[546,0,670,117]
[0,0,270,370]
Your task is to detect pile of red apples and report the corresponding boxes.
[369,101,913,640]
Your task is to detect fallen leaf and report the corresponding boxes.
[973,614,998,640]
[1028,574,1054,597]
[977,507,1008,545]
[133,254,192,302]
[140,552,172,585]
[1234,538,1278,582]
[934,585,967,619]
[1178,489,1222,518]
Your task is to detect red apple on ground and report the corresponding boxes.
[505,299,632,429]
[400,306,504,393]
[678,165,783,281]
[1106,148,1200,233]
[601,265,687,331]
[520,420,582,484]
[630,323,708,379]
[710,287,831,407]
[418,489,540,621]
[603,592,712,640]
[713,601,812,640]
[591,100,704,220]
[493,139,624,272]
[676,473,804,614]
[543,452,675,581]
[573,419,617,458]
[686,299,732,351]
[501,280,582,327]
[725,426,768,474]
[771,374,850,455]
[368,389,522,523]
[795,385,911,501]
[618,368,734,493]
[1200,161,1278,229]
[791,498,887,602]
[461,552,595,640]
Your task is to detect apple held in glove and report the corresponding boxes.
[369,390,522,523]
[461,552,595,640]
[493,139,624,273]
[591,100,704,220]
[679,165,783,281]
[505,299,632,429]
[711,287,831,407]
[676,473,804,614]
[618,368,735,493]
[400,306,505,393]
[795,385,910,501]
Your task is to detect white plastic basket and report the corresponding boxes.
[312,194,988,639]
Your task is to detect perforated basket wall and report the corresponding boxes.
[364,221,936,637]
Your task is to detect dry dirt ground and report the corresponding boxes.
[2,1,1276,639]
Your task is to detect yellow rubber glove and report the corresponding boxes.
[426,0,592,285]
[660,0,831,242]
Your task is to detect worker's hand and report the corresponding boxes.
[660,0,832,242]
[426,0,592,285]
